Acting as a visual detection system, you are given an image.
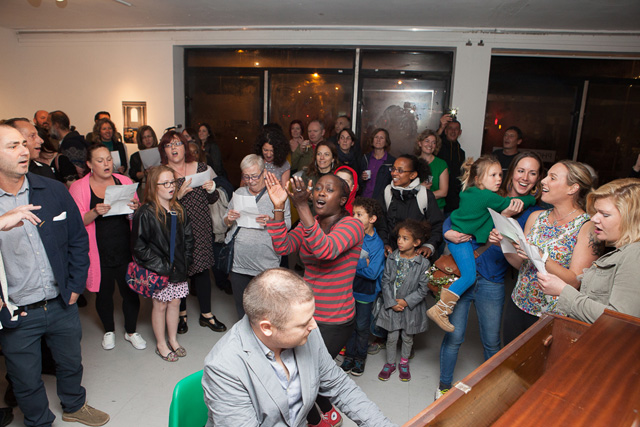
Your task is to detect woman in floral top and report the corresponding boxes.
[501,160,603,344]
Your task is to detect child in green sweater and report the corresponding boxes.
[427,155,536,332]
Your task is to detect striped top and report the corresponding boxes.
[267,216,364,324]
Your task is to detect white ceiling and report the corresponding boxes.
[2,0,640,33]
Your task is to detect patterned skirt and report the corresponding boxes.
[152,281,189,302]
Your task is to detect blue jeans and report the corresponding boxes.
[447,240,480,297]
[345,301,373,360]
[439,275,505,387]
[0,297,85,427]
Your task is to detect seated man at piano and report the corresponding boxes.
[538,178,640,323]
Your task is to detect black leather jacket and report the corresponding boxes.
[131,204,194,283]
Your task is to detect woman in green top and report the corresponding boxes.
[415,129,449,210]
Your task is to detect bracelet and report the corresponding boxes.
[272,209,285,213]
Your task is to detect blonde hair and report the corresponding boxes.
[586,178,640,247]
[556,160,593,211]
[459,155,500,192]
[143,165,185,224]
[414,129,442,156]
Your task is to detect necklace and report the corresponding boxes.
[552,208,578,226]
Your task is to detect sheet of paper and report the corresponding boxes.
[488,208,547,273]
[233,194,262,229]
[488,208,524,244]
[185,169,214,189]
[138,149,161,169]
[103,183,138,216]
[111,151,121,172]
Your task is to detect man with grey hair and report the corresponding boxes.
[203,268,396,427]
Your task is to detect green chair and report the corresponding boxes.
[168,370,209,427]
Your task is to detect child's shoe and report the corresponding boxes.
[367,340,386,355]
[340,357,354,374]
[427,288,459,332]
[434,387,449,400]
[398,363,411,381]
[351,359,365,376]
[378,363,396,381]
[321,406,342,427]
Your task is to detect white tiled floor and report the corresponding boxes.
[3,278,490,426]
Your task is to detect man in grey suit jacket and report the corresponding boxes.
[203,268,396,427]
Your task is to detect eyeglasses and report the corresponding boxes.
[157,180,176,188]
[166,141,184,148]
[241,170,264,182]
[389,167,414,174]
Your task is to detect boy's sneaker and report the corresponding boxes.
[378,363,396,381]
[367,341,386,355]
[340,357,355,374]
[320,406,342,427]
[398,363,411,381]
[434,387,449,400]
[351,359,365,376]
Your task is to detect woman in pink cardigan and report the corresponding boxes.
[69,143,145,352]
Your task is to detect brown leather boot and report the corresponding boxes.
[427,288,459,332]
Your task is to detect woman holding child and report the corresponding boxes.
[436,152,543,399]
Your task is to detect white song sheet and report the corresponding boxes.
[233,194,262,229]
[111,151,121,172]
[185,168,215,189]
[488,208,548,274]
[103,183,139,216]
[138,149,161,169]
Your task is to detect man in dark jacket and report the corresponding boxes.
[0,125,109,426]
[48,110,88,177]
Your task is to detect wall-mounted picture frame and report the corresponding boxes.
[122,101,147,144]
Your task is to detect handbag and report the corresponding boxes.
[427,250,481,299]
[217,187,268,275]
[217,227,239,275]
[127,211,177,298]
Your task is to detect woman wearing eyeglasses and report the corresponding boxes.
[224,154,291,318]
[377,154,444,258]
[160,131,227,334]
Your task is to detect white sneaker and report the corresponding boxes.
[102,332,115,350]
[434,387,449,400]
[124,332,147,350]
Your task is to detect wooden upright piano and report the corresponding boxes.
[404,310,640,426]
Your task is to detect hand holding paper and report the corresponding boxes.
[488,208,548,274]
[103,183,139,216]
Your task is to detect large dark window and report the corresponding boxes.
[484,56,640,183]
[185,48,453,185]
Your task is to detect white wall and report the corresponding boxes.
[0,27,176,137]
[1,27,639,157]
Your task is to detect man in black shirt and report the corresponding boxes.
[437,114,466,213]
[493,126,523,174]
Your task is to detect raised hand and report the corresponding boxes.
[265,171,289,208]
[288,175,313,207]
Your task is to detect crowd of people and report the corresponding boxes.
[0,108,638,427]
